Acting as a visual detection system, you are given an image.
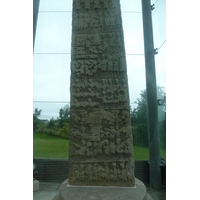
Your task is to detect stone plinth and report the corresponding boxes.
[53,178,147,200]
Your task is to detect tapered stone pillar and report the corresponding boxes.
[53,1,148,199]
[68,0,135,187]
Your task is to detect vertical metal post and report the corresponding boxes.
[141,0,162,190]
[33,0,40,52]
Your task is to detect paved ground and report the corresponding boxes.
[146,184,166,200]
[33,182,60,200]
[33,182,166,200]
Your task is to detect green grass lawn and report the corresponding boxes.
[33,133,166,161]
[133,146,149,160]
[133,146,166,161]
[33,134,69,158]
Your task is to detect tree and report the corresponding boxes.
[134,90,148,123]
[57,105,70,138]
[132,86,166,147]
[58,105,70,128]
[33,105,70,138]
[48,117,55,129]
[34,108,42,117]
[157,86,166,113]
[59,105,70,119]
[33,108,42,133]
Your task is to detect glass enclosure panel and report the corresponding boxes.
[151,0,166,161]
[39,0,72,11]
[155,43,166,88]
[33,102,69,120]
[120,0,142,12]
[151,0,166,49]
[127,55,149,160]
[34,12,72,53]
[126,55,146,103]
[33,0,166,160]
[122,13,144,54]
[33,100,70,158]
[33,54,71,102]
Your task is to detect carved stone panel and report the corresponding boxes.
[69,0,135,187]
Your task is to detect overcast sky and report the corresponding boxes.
[33,0,166,120]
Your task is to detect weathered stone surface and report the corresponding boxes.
[69,0,135,187]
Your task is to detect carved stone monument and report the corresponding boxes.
[68,0,134,187]
[54,0,147,199]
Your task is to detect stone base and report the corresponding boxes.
[33,179,40,192]
[53,178,147,200]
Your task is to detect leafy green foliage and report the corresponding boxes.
[131,87,166,148]
[58,105,70,128]
[131,90,148,147]
[48,117,55,129]
[33,108,42,132]
[33,105,70,139]
[132,123,148,147]
[159,117,166,149]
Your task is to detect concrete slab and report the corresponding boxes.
[33,179,40,192]
[147,194,154,200]
[33,182,60,200]
[146,183,166,200]
[54,178,147,200]
[33,181,165,200]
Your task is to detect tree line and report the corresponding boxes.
[33,87,166,148]
[33,105,70,139]
[131,86,166,148]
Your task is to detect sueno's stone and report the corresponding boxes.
[68,0,135,187]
